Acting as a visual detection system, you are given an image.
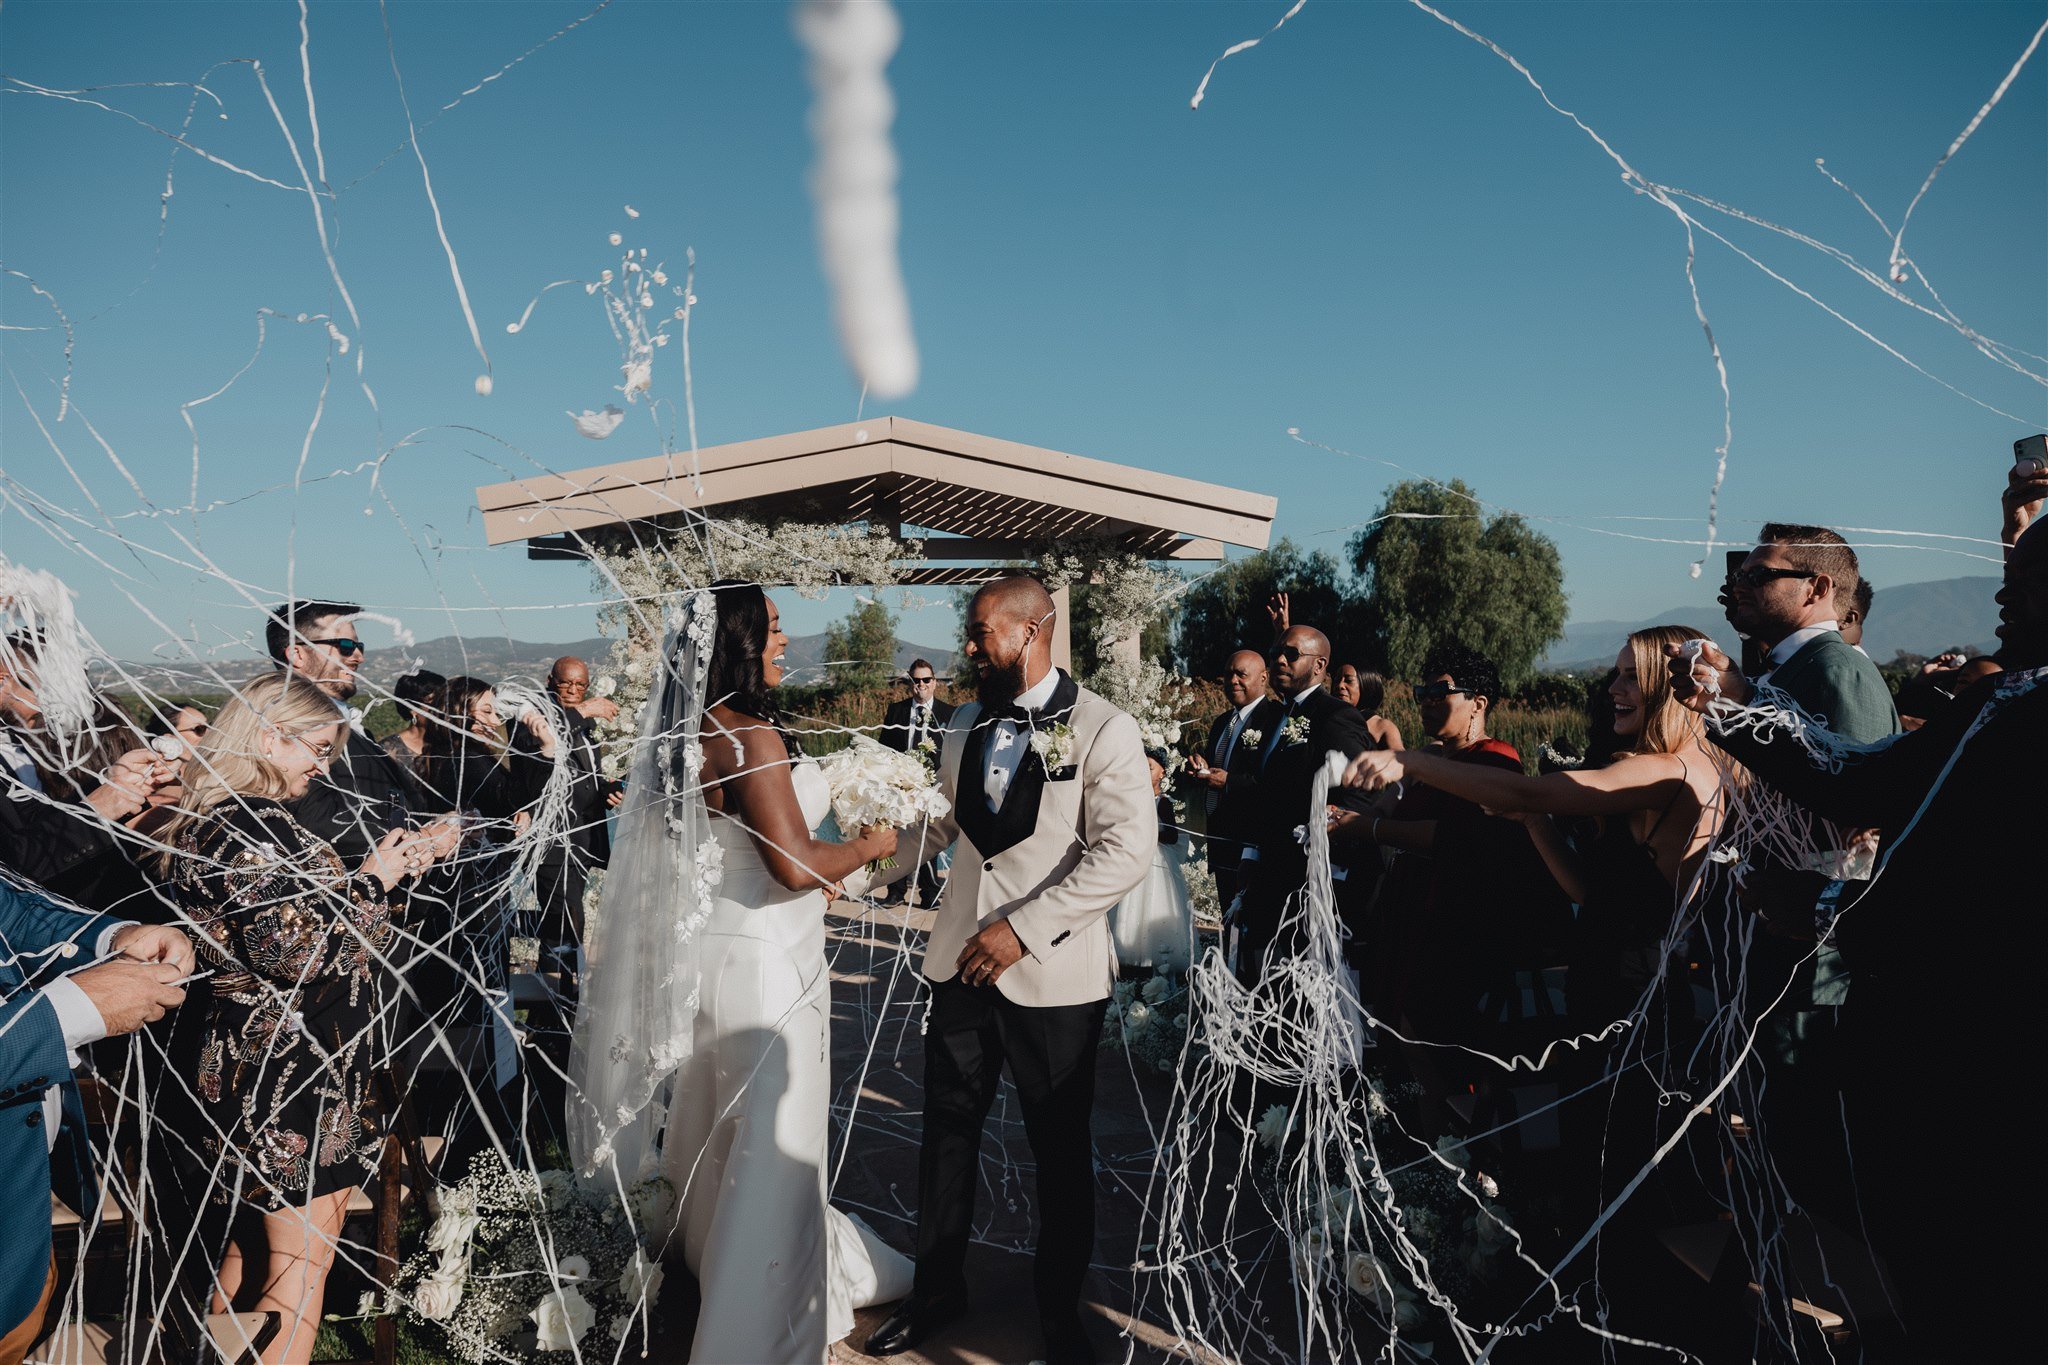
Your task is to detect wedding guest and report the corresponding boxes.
[267,600,453,866]
[1229,624,1372,977]
[1836,579,1873,653]
[1335,644,1563,1138]
[1714,524,1898,1223]
[876,660,955,906]
[0,635,179,917]
[1335,666,1404,752]
[0,880,191,1365]
[155,673,438,1365]
[378,669,444,780]
[414,676,555,1153]
[1346,627,1723,1026]
[148,704,212,749]
[510,658,617,967]
[1665,517,2047,1362]
[1182,648,1284,913]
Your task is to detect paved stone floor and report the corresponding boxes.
[821,900,1187,1365]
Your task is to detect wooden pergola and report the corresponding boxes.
[474,416,1277,669]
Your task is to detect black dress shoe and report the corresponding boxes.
[1041,1312,1097,1365]
[863,1291,968,1356]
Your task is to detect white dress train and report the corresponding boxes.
[661,756,912,1360]
[1109,829,1197,973]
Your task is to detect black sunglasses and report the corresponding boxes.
[306,637,366,657]
[908,675,936,685]
[1728,566,1818,590]
[1415,681,1477,702]
[1270,645,1325,664]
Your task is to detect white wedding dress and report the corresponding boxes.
[660,755,913,1361]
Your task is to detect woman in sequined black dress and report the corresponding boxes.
[158,674,440,1365]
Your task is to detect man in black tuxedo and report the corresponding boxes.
[513,656,622,976]
[1229,624,1373,977]
[1183,648,1283,913]
[879,658,957,757]
[877,659,955,906]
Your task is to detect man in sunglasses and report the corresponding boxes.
[1685,526,1898,1235]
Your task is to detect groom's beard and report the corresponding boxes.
[976,656,1028,706]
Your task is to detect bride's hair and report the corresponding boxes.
[706,579,798,754]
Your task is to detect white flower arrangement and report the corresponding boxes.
[391,1155,668,1361]
[1280,715,1311,748]
[1027,720,1077,773]
[816,735,952,869]
[1238,727,1263,751]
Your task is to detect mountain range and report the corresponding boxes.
[95,633,959,694]
[1541,575,2001,672]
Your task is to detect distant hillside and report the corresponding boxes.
[1541,576,2001,673]
[96,632,958,695]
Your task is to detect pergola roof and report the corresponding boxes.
[474,417,1275,582]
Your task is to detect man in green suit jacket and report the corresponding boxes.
[1716,523,1900,1240]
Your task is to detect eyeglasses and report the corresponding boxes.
[1415,681,1477,702]
[908,676,936,686]
[1728,566,1818,590]
[1269,645,1326,664]
[289,734,336,760]
[306,637,366,657]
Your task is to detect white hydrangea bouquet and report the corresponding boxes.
[382,1154,674,1362]
[816,735,952,869]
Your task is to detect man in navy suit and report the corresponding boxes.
[0,878,190,1362]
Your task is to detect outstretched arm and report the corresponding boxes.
[1344,747,1689,819]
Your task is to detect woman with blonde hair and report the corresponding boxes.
[1343,624,1728,1020]
[156,673,439,1365]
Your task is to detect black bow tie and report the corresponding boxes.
[983,699,1037,725]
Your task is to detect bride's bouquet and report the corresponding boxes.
[817,735,952,869]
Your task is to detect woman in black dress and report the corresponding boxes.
[158,673,439,1365]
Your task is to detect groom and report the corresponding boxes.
[864,576,1153,1364]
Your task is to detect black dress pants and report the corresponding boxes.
[915,977,1107,1320]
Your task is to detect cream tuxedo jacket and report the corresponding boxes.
[869,680,1153,1008]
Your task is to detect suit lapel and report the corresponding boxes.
[955,671,1079,860]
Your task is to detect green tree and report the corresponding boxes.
[1347,479,1567,688]
[821,597,899,693]
[1172,539,1362,679]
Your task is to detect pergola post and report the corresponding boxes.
[1049,583,1073,672]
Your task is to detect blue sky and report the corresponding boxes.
[3,0,2043,668]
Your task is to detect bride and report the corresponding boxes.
[568,581,912,1360]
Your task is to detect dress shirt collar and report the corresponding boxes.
[1290,683,1321,707]
[1765,620,1840,670]
[1005,666,1060,716]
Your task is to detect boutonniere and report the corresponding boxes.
[1280,715,1311,747]
[1028,721,1076,773]
[1239,727,1263,750]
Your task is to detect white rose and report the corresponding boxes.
[1345,1251,1382,1301]
[1140,975,1170,1003]
[1125,1001,1154,1030]
[556,1254,593,1284]
[1253,1104,1290,1150]
[531,1286,596,1352]
[618,1247,665,1302]
[413,1267,466,1321]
